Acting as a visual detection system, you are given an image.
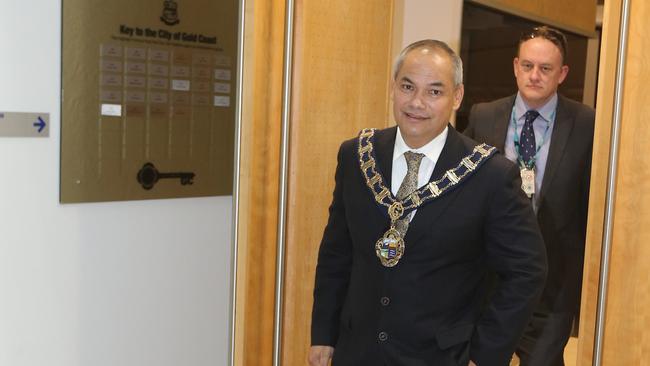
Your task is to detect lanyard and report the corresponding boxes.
[511,106,554,169]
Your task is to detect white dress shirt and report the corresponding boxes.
[391,126,448,221]
[504,92,557,210]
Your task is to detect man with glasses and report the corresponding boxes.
[464,26,595,366]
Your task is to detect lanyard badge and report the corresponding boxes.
[520,168,535,197]
[511,106,554,198]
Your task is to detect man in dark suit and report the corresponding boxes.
[464,26,595,366]
[310,39,547,366]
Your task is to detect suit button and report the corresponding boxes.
[378,331,388,342]
[380,296,390,306]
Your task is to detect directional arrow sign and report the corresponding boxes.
[34,116,46,133]
[0,112,49,137]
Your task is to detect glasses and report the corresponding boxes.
[519,26,568,62]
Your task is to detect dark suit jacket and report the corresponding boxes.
[311,126,547,366]
[464,94,594,316]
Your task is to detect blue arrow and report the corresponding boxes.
[33,116,46,133]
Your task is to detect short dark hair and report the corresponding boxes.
[518,26,568,64]
[393,39,463,86]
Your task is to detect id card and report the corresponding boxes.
[520,168,535,197]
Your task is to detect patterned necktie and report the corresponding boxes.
[518,110,539,167]
[394,151,425,237]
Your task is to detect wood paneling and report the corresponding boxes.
[235,1,605,364]
[281,0,395,364]
[234,1,286,365]
[470,0,597,36]
[577,0,650,365]
[598,0,650,363]
[575,0,621,364]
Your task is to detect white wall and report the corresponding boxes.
[0,1,233,365]
[394,0,463,52]
[390,0,464,124]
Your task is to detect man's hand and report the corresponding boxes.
[468,360,477,366]
[308,345,334,366]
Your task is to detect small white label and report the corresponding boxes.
[171,79,191,91]
[101,73,122,86]
[214,82,231,94]
[193,67,211,79]
[171,65,190,77]
[149,64,169,76]
[214,95,230,107]
[126,47,146,60]
[126,91,146,103]
[148,77,169,90]
[126,76,146,88]
[101,104,122,116]
[100,44,123,58]
[149,49,169,62]
[213,55,231,66]
[214,69,231,80]
[101,59,123,73]
[100,90,122,103]
[126,61,146,74]
[149,92,168,104]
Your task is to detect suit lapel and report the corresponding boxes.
[537,96,575,208]
[406,126,467,244]
[355,127,395,235]
[429,126,467,181]
[492,95,516,152]
[373,126,397,191]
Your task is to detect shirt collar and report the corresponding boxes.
[514,92,558,124]
[393,125,448,163]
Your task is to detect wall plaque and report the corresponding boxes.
[61,0,238,202]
